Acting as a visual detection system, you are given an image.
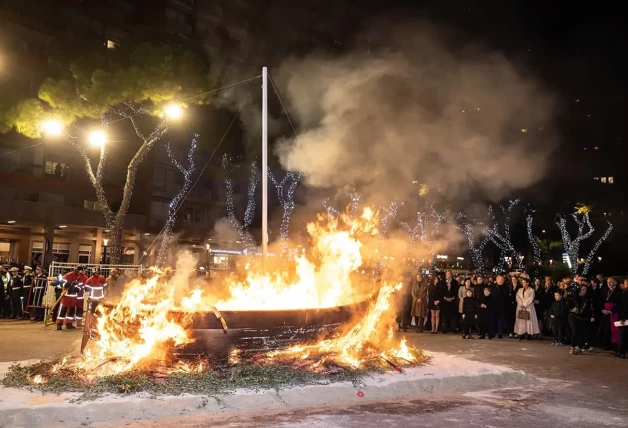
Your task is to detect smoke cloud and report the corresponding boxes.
[275,21,556,203]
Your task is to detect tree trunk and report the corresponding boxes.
[157,216,175,266]
[108,221,124,265]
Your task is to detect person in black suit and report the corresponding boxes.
[439,270,459,333]
[616,279,628,358]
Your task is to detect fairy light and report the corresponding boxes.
[455,206,494,274]
[269,169,302,258]
[582,221,612,275]
[556,212,594,276]
[156,134,198,265]
[222,155,259,253]
[400,204,445,272]
[379,200,400,240]
[70,116,169,263]
[526,214,541,278]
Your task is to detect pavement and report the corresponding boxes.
[0,319,80,362]
[1,322,627,427]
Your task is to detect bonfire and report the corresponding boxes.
[4,207,426,396]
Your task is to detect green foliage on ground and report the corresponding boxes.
[1,351,427,402]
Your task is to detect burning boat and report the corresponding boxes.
[78,207,415,376]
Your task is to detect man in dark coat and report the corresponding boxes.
[439,270,459,333]
[617,281,628,358]
[492,274,509,339]
[8,267,23,319]
[478,287,496,339]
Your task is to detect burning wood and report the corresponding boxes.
[60,207,421,380]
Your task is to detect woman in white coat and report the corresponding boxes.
[514,276,540,340]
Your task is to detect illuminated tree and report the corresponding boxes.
[269,169,302,258]
[222,155,259,254]
[556,212,612,276]
[1,36,210,263]
[455,207,495,274]
[157,135,198,265]
[485,199,522,270]
[400,204,445,272]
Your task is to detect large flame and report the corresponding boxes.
[80,207,416,376]
[212,207,378,310]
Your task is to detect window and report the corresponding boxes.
[593,177,599,181]
[106,39,119,49]
[45,161,67,177]
[153,167,167,191]
[601,177,607,183]
[31,241,70,265]
[520,128,528,133]
[39,192,64,206]
[150,201,168,227]
[608,176,614,184]
[78,244,92,264]
[84,200,99,210]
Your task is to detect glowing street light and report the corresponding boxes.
[164,103,183,120]
[88,129,107,147]
[41,119,64,137]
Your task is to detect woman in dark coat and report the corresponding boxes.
[396,273,414,332]
[428,275,442,334]
[411,273,429,332]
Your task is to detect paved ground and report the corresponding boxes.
[1,322,627,427]
[0,319,79,362]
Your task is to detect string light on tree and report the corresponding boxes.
[400,204,445,272]
[156,134,198,265]
[526,213,541,278]
[583,221,612,275]
[485,199,522,270]
[454,207,495,275]
[269,168,302,258]
[556,212,593,276]
[222,154,259,254]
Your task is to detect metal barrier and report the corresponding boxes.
[48,262,144,280]
[39,262,144,325]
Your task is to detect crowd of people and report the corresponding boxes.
[0,264,132,329]
[398,270,628,359]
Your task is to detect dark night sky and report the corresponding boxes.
[374,1,627,143]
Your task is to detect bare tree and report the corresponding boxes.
[222,155,259,254]
[526,213,541,278]
[268,169,302,258]
[455,207,495,274]
[156,135,197,265]
[400,204,445,272]
[557,212,612,276]
[485,199,522,270]
[73,114,169,264]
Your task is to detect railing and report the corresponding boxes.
[48,261,144,280]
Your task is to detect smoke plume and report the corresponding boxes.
[275,22,556,203]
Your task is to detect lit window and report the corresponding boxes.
[593,177,599,181]
[106,39,119,49]
[608,176,614,184]
[520,128,528,133]
[601,177,607,183]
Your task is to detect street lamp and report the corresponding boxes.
[88,130,107,147]
[164,103,183,120]
[102,238,109,264]
[41,119,64,137]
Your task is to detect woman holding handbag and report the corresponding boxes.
[514,276,540,340]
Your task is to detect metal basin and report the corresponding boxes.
[97,299,371,355]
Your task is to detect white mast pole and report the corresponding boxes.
[262,67,269,270]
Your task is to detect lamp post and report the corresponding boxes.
[102,238,108,264]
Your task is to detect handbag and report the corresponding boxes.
[517,309,530,320]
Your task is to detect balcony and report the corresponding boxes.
[0,199,146,231]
